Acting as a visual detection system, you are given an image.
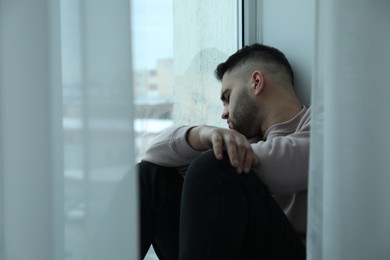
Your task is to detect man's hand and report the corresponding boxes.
[187,125,258,174]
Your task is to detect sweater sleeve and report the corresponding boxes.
[142,109,311,195]
[251,120,310,195]
[141,125,203,167]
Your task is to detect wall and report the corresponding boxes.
[262,0,315,105]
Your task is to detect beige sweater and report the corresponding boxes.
[142,107,311,237]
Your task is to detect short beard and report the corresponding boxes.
[231,87,258,138]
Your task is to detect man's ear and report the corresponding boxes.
[251,70,265,95]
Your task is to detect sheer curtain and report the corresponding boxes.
[0,0,137,259]
[308,0,390,259]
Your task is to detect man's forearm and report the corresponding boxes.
[186,125,258,174]
[186,126,210,151]
[142,126,201,167]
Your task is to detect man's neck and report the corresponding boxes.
[261,101,303,136]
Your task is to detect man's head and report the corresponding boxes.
[215,43,294,87]
[215,43,300,138]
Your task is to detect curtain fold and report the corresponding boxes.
[0,0,137,259]
[308,0,390,259]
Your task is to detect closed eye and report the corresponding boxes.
[220,90,230,104]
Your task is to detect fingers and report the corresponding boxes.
[232,137,253,174]
[223,134,240,168]
[221,131,257,174]
[203,127,258,174]
[210,134,223,160]
[242,149,259,173]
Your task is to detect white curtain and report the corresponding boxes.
[0,0,137,259]
[308,0,390,259]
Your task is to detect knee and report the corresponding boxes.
[137,160,158,173]
[190,150,223,170]
[137,161,172,177]
[192,150,218,164]
[186,151,233,182]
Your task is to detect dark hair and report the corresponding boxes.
[214,43,294,86]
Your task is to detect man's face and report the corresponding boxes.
[220,71,259,138]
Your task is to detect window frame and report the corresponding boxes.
[240,0,263,46]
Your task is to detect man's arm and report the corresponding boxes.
[251,128,310,194]
[187,125,258,174]
[141,126,202,167]
[142,125,258,173]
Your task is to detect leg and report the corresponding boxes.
[179,151,305,260]
[138,161,184,260]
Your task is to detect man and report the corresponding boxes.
[139,43,309,260]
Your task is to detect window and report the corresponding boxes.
[131,0,240,258]
[132,0,240,164]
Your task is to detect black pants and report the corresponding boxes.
[138,151,306,260]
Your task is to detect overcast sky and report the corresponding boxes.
[131,0,173,70]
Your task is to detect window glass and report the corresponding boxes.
[132,0,239,164]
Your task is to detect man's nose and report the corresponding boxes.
[221,108,229,119]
